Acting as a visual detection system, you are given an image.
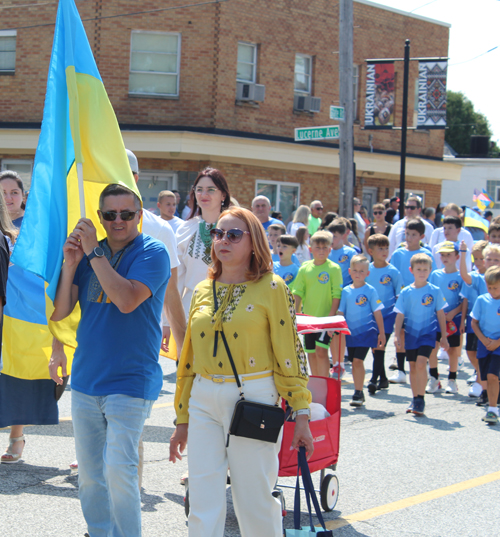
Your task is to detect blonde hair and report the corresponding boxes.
[295,226,308,247]
[293,205,311,225]
[410,252,433,269]
[484,244,500,258]
[208,207,272,283]
[310,230,333,246]
[472,240,488,253]
[350,254,369,269]
[485,266,500,286]
[158,190,176,202]
[0,188,18,243]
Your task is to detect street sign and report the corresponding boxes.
[294,125,340,141]
[330,105,345,121]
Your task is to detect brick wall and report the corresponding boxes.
[1,0,449,159]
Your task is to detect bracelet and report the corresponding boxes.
[292,408,311,420]
[459,250,467,252]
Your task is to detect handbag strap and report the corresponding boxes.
[293,446,328,531]
[212,280,244,397]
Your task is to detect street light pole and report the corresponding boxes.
[398,39,410,220]
[339,0,354,218]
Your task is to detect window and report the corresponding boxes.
[237,43,257,83]
[129,31,180,97]
[255,180,300,223]
[294,54,312,94]
[495,185,500,203]
[394,189,425,208]
[137,171,177,213]
[0,30,16,73]
[353,64,359,120]
[1,159,33,189]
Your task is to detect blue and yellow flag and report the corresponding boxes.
[464,207,489,234]
[5,0,140,380]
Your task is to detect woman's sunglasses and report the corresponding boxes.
[373,211,384,215]
[100,210,140,222]
[209,228,250,243]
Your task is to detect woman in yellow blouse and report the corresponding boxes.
[169,206,313,537]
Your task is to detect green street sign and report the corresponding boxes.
[330,105,345,121]
[294,125,340,141]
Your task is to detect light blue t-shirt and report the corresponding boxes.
[328,246,357,287]
[72,234,170,400]
[390,247,436,287]
[263,217,284,231]
[460,271,482,333]
[272,252,301,267]
[366,263,403,334]
[429,269,463,327]
[339,283,384,348]
[273,261,299,289]
[471,294,500,358]
[394,283,447,349]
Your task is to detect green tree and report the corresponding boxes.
[446,90,499,156]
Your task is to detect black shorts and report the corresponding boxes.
[304,331,332,353]
[478,353,500,381]
[466,332,478,352]
[406,345,434,362]
[347,347,370,361]
[436,331,461,348]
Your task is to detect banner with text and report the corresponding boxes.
[416,60,447,129]
[364,61,395,129]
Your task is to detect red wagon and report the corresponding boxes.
[274,314,349,512]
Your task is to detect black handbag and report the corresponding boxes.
[212,280,285,447]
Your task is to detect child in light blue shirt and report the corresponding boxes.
[272,235,299,290]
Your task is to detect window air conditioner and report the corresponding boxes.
[236,82,266,102]
[294,94,321,113]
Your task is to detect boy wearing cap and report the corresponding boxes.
[426,242,466,395]
[431,216,471,271]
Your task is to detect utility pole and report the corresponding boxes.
[339,0,354,218]
[398,39,410,221]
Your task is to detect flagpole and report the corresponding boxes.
[76,162,86,218]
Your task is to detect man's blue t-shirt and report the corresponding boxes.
[460,271,481,333]
[390,247,436,287]
[339,283,384,348]
[394,283,447,349]
[429,269,463,327]
[471,294,500,358]
[272,252,301,267]
[366,263,403,334]
[262,217,284,231]
[72,234,171,400]
[328,246,357,287]
[273,261,299,289]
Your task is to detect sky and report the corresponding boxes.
[368,0,500,144]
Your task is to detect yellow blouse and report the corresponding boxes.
[175,272,311,424]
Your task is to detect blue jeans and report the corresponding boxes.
[71,389,153,537]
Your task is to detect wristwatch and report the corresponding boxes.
[292,408,311,420]
[87,246,105,262]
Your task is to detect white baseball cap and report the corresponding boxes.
[126,149,139,174]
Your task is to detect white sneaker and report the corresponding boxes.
[445,379,459,394]
[437,347,449,361]
[467,374,477,385]
[388,370,406,384]
[426,377,442,394]
[468,382,482,398]
[458,355,465,369]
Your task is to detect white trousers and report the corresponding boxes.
[187,374,283,537]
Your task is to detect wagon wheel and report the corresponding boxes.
[320,473,339,512]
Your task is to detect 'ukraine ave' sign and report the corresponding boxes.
[294,125,340,141]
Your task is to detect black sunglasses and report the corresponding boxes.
[100,210,140,222]
[373,211,384,215]
[209,228,250,243]
[405,205,418,210]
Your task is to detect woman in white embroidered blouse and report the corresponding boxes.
[176,168,232,318]
[170,207,313,537]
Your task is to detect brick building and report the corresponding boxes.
[0,0,461,221]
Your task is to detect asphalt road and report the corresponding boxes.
[1,344,499,537]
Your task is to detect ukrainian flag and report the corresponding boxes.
[5,0,140,380]
[464,207,489,234]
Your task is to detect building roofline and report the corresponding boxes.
[0,121,445,163]
[354,0,451,28]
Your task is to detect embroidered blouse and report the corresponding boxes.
[175,273,311,424]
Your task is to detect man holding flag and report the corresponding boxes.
[51,184,170,536]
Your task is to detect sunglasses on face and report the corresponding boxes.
[209,228,250,243]
[405,205,418,210]
[314,207,324,211]
[373,211,384,215]
[100,210,140,221]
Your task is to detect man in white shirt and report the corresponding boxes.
[388,196,433,256]
[157,190,183,234]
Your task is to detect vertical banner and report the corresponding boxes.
[364,61,395,129]
[416,60,447,129]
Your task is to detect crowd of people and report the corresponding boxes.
[1,160,500,537]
